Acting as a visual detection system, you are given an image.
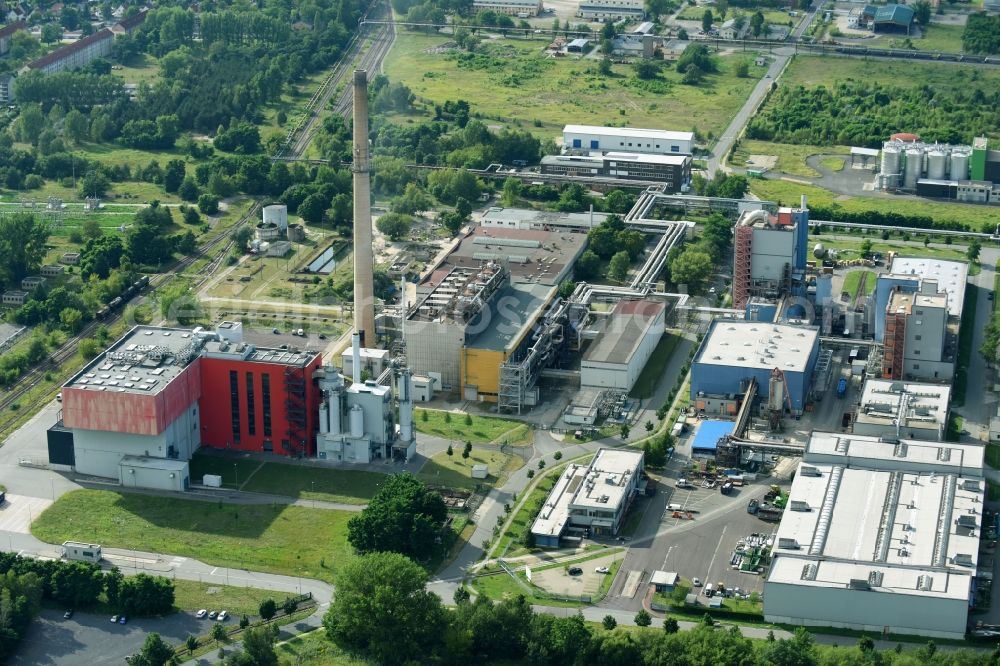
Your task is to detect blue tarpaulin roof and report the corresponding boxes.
[692,420,735,452]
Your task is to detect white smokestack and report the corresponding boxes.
[399,369,414,444]
[352,333,362,385]
[800,194,808,210]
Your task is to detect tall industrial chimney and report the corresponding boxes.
[352,69,376,347]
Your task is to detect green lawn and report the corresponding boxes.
[781,54,1000,92]
[630,332,681,399]
[32,490,354,583]
[986,445,1000,470]
[172,579,289,617]
[752,179,1000,232]
[276,629,374,666]
[495,465,566,557]
[818,156,845,172]
[841,270,875,298]
[730,140,851,178]
[383,32,767,138]
[810,233,971,263]
[112,54,161,85]
[189,453,388,504]
[890,23,966,53]
[415,448,525,490]
[415,409,533,445]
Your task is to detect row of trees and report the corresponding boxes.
[326,552,987,666]
[666,211,733,295]
[962,13,1000,55]
[748,81,1000,148]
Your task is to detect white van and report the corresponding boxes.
[704,583,715,597]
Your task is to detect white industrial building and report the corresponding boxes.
[852,379,950,441]
[480,207,609,231]
[764,433,985,638]
[472,0,541,14]
[531,448,644,547]
[577,0,645,21]
[562,125,694,156]
[316,335,416,463]
[581,299,666,391]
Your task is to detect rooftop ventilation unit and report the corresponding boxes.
[868,571,884,587]
[917,575,933,591]
[790,501,811,512]
[957,514,977,529]
[848,579,871,590]
[954,553,974,566]
[778,538,800,550]
[801,563,818,580]
[800,466,821,477]
[963,480,982,492]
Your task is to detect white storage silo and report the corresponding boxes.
[950,149,970,181]
[880,144,902,189]
[349,404,364,438]
[903,146,923,190]
[262,204,288,232]
[926,147,948,180]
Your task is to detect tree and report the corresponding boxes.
[608,251,631,282]
[454,586,471,605]
[702,9,714,31]
[633,60,659,80]
[670,249,713,293]
[764,627,817,666]
[602,615,617,630]
[198,194,220,215]
[682,65,704,85]
[464,413,473,426]
[750,10,765,37]
[678,28,689,40]
[117,574,174,616]
[620,424,630,439]
[967,239,982,262]
[734,60,750,78]
[914,0,931,26]
[178,177,200,202]
[376,213,413,241]
[857,635,875,653]
[259,598,277,621]
[19,104,45,146]
[212,623,228,643]
[163,160,186,194]
[575,250,601,280]
[241,625,278,666]
[462,441,472,460]
[391,183,432,215]
[553,451,562,461]
[64,110,89,145]
[598,57,613,76]
[80,170,110,198]
[298,193,328,225]
[447,444,453,457]
[185,635,198,654]
[859,238,873,257]
[634,609,652,627]
[646,0,671,19]
[501,177,522,206]
[323,553,446,664]
[0,214,49,289]
[663,617,679,634]
[347,474,447,561]
[282,598,298,615]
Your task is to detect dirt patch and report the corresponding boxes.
[529,552,622,597]
[746,154,778,170]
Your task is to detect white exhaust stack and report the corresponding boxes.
[352,70,376,347]
[352,333,362,385]
[800,194,808,210]
[398,368,414,444]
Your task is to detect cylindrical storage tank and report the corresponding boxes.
[880,144,901,189]
[319,402,329,434]
[816,274,833,305]
[813,243,826,259]
[263,204,288,232]
[255,223,281,241]
[768,374,785,411]
[329,392,342,434]
[926,147,948,180]
[950,149,970,181]
[349,404,364,438]
[904,147,923,189]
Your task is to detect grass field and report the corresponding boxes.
[495,465,566,557]
[113,55,161,85]
[751,179,1000,232]
[172,580,287,617]
[32,490,353,583]
[415,409,533,445]
[188,453,387,504]
[841,270,875,298]
[383,32,766,138]
[277,629,374,666]
[889,23,966,53]
[630,332,681,399]
[819,156,845,172]
[415,448,525,490]
[730,140,851,178]
[781,54,1000,92]
[811,233,971,263]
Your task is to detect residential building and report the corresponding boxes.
[0,20,26,55]
[23,28,114,74]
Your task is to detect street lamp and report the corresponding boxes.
[234,463,239,491]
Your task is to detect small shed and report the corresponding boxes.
[471,464,489,479]
[567,38,590,53]
[412,374,435,402]
[41,264,64,277]
[21,275,45,291]
[60,252,81,265]
[2,291,28,306]
[651,570,679,592]
[851,146,879,169]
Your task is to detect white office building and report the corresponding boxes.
[562,125,694,156]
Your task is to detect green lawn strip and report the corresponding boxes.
[172,579,291,617]
[471,572,585,608]
[730,140,851,178]
[188,455,263,490]
[32,489,353,583]
[415,408,533,445]
[818,156,845,172]
[630,332,681,399]
[416,448,525,491]
[903,22,966,53]
[184,607,316,660]
[809,233,971,263]
[494,467,564,557]
[953,284,979,406]
[781,54,1000,92]
[755,179,1000,232]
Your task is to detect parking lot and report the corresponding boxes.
[12,608,208,665]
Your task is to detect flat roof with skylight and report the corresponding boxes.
[805,431,984,476]
[855,379,950,436]
[695,321,819,373]
[888,257,967,318]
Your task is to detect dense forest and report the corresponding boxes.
[962,14,1000,54]
[747,81,1000,147]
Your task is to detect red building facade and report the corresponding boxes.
[198,354,322,457]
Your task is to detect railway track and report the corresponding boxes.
[0,201,262,434]
[276,2,393,160]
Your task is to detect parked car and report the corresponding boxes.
[110,615,119,623]
[568,567,583,576]
[196,609,208,619]
[63,610,73,620]
[118,615,127,625]
[209,611,218,620]
[595,566,610,574]
[217,610,228,621]
[692,577,702,587]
